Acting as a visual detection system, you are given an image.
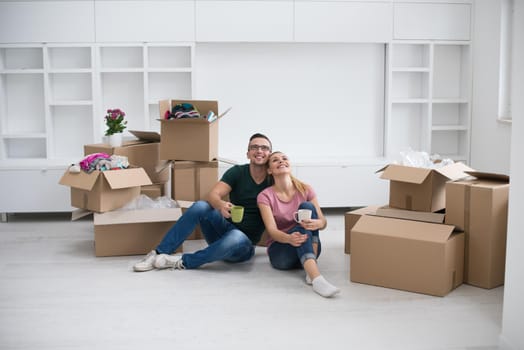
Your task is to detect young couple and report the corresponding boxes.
[133,133,340,298]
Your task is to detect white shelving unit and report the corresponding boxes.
[97,43,194,137]
[385,41,472,164]
[0,43,194,214]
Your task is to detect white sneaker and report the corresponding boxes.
[154,254,185,270]
[133,250,157,272]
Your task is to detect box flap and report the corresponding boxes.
[434,162,474,181]
[71,208,93,221]
[378,164,432,184]
[465,171,509,183]
[58,169,99,190]
[158,99,228,124]
[353,215,455,243]
[373,206,445,224]
[94,207,183,225]
[176,200,194,209]
[128,130,161,142]
[102,167,152,189]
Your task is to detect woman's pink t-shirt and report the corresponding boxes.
[257,185,315,246]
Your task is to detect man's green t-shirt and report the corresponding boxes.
[221,164,270,245]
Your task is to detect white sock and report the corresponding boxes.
[312,275,340,298]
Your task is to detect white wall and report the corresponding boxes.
[194,43,385,163]
[500,1,524,348]
[470,1,512,174]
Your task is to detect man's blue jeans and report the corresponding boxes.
[156,201,255,269]
[267,202,322,270]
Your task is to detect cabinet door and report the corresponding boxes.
[95,1,195,42]
[0,2,95,43]
[294,1,392,43]
[393,3,471,40]
[196,1,294,42]
[0,168,72,213]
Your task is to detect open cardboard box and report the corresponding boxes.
[350,215,464,297]
[445,171,510,289]
[158,99,231,162]
[344,206,380,254]
[377,162,473,212]
[84,130,169,184]
[59,167,152,213]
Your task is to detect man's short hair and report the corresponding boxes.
[249,133,272,151]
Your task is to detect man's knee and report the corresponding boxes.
[189,200,212,213]
[224,231,254,262]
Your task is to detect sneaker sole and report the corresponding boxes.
[133,265,155,272]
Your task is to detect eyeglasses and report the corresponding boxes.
[248,144,271,152]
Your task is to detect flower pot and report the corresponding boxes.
[108,133,123,147]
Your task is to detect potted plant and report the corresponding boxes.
[105,108,127,147]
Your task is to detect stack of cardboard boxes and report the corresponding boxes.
[159,99,229,240]
[345,163,509,296]
[58,128,190,257]
[58,100,228,256]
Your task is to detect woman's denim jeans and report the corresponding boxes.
[156,200,254,269]
[267,202,322,270]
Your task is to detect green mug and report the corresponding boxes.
[230,205,244,223]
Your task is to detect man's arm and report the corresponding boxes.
[206,181,233,218]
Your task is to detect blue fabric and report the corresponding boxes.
[156,200,254,269]
[267,201,322,270]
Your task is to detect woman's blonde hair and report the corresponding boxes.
[268,151,308,196]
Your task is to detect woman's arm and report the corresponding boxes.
[258,203,306,247]
[301,196,327,231]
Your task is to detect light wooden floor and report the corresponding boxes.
[0,209,503,350]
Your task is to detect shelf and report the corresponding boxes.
[386,41,471,163]
[49,100,93,106]
[48,72,92,101]
[147,45,192,69]
[0,47,43,70]
[0,42,193,179]
[2,138,47,159]
[0,69,44,74]
[100,46,143,69]
[391,43,430,69]
[391,98,429,104]
[47,46,91,70]
[391,67,430,73]
[50,105,93,160]
[432,125,468,131]
[391,71,429,100]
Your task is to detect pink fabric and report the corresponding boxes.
[79,153,111,171]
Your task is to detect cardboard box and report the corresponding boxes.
[445,171,509,289]
[374,206,445,224]
[350,215,464,297]
[344,206,380,254]
[140,183,166,199]
[59,167,152,212]
[84,130,169,184]
[93,208,184,257]
[171,160,219,201]
[158,99,230,162]
[377,162,473,212]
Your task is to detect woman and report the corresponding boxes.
[257,151,340,298]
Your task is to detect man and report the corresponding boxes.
[133,133,273,272]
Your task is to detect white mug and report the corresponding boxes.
[293,209,312,223]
